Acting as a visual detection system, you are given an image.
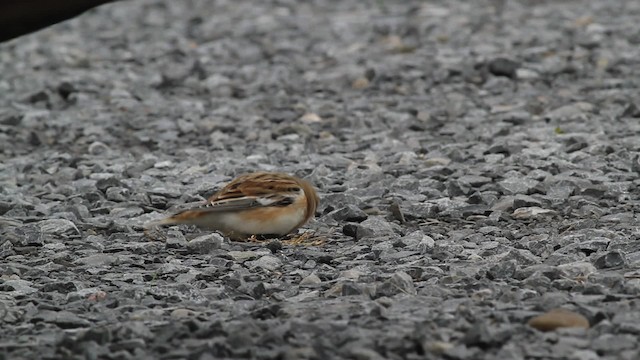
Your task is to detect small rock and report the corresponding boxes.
[74,254,116,267]
[447,180,472,196]
[515,264,564,281]
[247,255,282,271]
[458,175,493,187]
[375,271,416,297]
[507,249,540,266]
[569,350,600,360]
[512,207,555,219]
[148,186,182,198]
[417,235,436,253]
[66,288,104,302]
[2,279,38,295]
[0,109,22,126]
[547,185,575,200]
[170,308,197,318]
[0,240,15,258]
[286,290,320,303]
[463,322,512,348]
[105,187,130,202]
[400,230,430,247]
[96,177,123,192]
[165,231,187,249]
[513,194,542,208]
[324,282,344,298]
[33,310,91,329]
[41,281,77,294]
[516,68,540,79]
[500,111,531,125]
[186,233,224,254]
[593,250,626,269]
[388,201,406,223]
[88,141,110,155]
[622,102,640,118]
[557,261,597,277]
[343,223,358,238]
[265,240,283,254]
[277,343,319,360]
[57,81,76,99]
[8,224,44,247]
[600,212,634,223]
[330,205,368,222]
[78,324,113,344]
[341,282,364,296]
[488,57,520,78]
[245,282,266,299]
[300,113,322,123]
[300,274,321,285]
[527,308,589,331]
[153,160,175,169]
[338,269,365,280]
[575,238,609,254]
[352,77,370,89]
[576,186,604,200]
[38,219,80,236]
[354,216,399,240]
[591,334,637,353]
[423,157,451,167]
[487,259,517,280]
[110,206,144,218]
[347,347,385,360]
[537,292,569,310]
[424,341,454,354]
[544,102,594,122]
[227,251,259,262]
[111,338,146,352]
[499,177,539,194]
[491,196,515,211]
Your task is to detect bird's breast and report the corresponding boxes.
[220,195,308,236]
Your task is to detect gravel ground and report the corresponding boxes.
[2,0,640,359]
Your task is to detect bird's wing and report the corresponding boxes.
[204,172,302,206]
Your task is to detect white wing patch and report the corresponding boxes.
[257,197,279,206]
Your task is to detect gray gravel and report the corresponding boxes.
[2,0,640,359]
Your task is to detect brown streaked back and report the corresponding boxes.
[209,172,309,202]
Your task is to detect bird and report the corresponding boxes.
[145,172,319,240]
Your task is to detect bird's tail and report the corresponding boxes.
[143,216,180,229]
[143,209,213,229]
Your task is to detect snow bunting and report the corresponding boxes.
[146,172,319,240]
